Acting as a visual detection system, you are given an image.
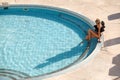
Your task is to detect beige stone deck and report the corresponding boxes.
[0,0,120,80]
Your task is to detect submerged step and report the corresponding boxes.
[0,74,16,80]
[0,69,30,80]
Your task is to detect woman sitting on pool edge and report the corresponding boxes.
[80,18,105,44]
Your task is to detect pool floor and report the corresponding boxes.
[0,9,88,77]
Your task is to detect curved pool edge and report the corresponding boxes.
[23,39,103,80]
[0,4,95,29]
[17,5,103,80]
[26,37,103,80]
[0,4,103,80]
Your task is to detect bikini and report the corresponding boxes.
[94,25,105,33]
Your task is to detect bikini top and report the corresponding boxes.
[94,25,105,33]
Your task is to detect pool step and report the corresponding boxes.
[59,13,88,33]
[0,73,16,80]
[0,69,30,80]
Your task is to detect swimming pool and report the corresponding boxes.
[0,5,99,80]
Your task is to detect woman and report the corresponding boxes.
[80,18,105,44]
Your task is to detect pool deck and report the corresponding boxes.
[0,0,120,80]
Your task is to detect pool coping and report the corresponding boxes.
[0,4,103,80]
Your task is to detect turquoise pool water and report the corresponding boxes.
[0,5,97,79]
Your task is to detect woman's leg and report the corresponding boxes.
[86,29,99,40]
[80,29,99,44]
[86,32,90,40]
[86,29,92,40]
[80,30,91,44]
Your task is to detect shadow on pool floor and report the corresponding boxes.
[34,43,87,69]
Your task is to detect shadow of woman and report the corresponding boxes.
[34,42,88,69]
[109,54,120,80]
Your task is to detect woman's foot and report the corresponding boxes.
[98,39,101,43]
[79,39,88,45]
[79,40,84,45]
